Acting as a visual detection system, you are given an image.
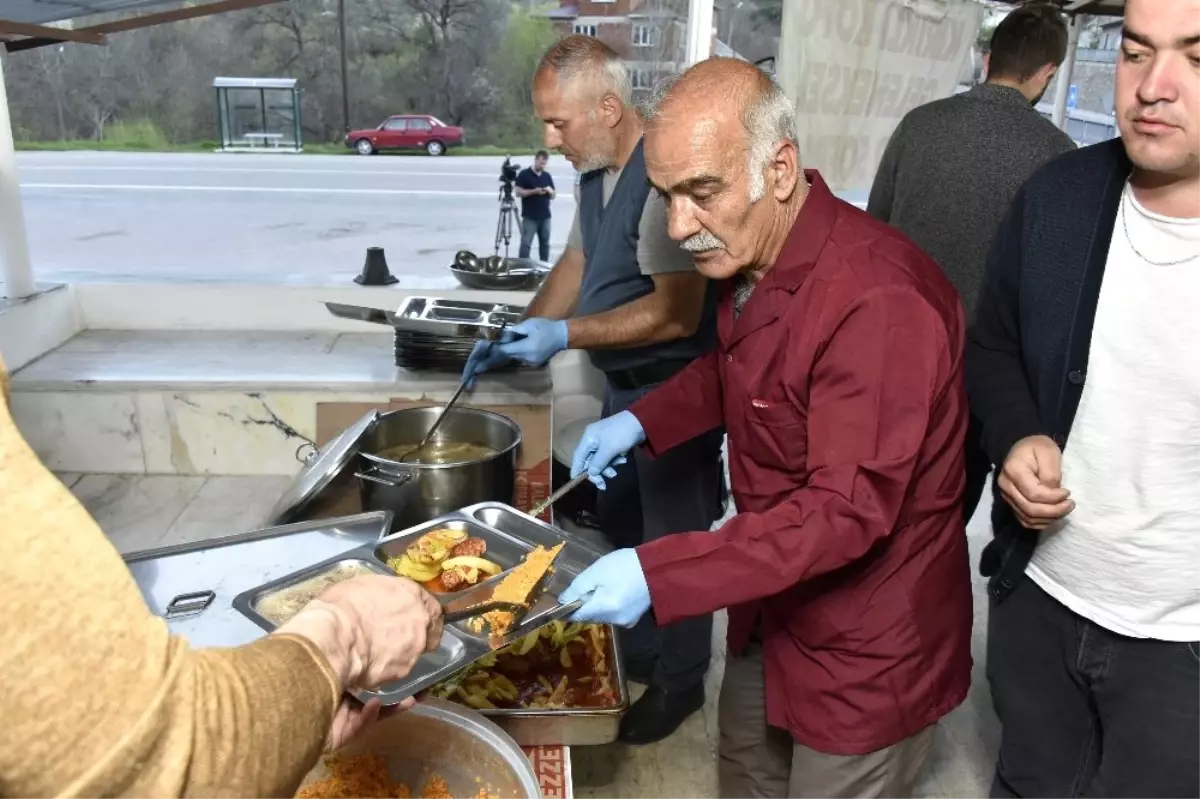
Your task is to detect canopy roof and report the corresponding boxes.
[213,77,298,90]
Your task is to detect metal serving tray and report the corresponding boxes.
[124,511,393,649]
[450,504,627,746]
[439,617,630,746]
[394,297,524,338]
[230,501,615,714]
[323,298,525,338]
[232,547,472,707]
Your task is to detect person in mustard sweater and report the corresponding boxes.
[0,356,444,797]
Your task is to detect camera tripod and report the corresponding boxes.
[494,183,522,258]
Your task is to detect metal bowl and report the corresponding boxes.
[449,258,550,291]
[298,698,542,798]
[454,250,481,271]
[482,255,508,274]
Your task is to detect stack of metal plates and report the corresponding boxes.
[393,328,479,370]
[392,297,524,370]
[324,298,526,371]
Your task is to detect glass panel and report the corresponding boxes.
[226,88,265,147]
[717,0,781,74]
[384,118,408,131]
[263,89,298,148]
[410,118,432,132]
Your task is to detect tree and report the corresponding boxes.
[485,8,559,147]
[2,0,552,148]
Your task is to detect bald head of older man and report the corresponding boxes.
[533,35,641,172]
[643,58,806,283]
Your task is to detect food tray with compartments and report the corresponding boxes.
[232,501,615,711]
[394,297,524,337]
[323,297,525,339]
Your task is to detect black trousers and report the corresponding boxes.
[596,380,725,693]
[963,413,991,522]
[988,578,1200,798]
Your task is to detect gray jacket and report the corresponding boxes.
[868,83,1076,319]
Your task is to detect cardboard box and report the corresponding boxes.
[522,746,572,799]
[312,400,552,523]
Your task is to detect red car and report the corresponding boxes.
[345,115,465,156]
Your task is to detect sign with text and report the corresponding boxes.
[776,0,983,194]
[522,746,572,799]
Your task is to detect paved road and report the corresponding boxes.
[16,150,868,285]
[16,151,580,285]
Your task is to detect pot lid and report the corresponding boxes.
[267,410,379,524]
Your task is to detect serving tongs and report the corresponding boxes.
[442,600,524,624]
[527,473,589,519]
[440,543,579,643]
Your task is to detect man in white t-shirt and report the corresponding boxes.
[966,0,1199,796]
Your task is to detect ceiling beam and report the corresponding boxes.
[1062,0,1125,16]
[5,0,283,53]
[0,20,107,45]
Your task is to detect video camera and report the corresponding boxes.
[499,156,520,186]
[498,156,521,202]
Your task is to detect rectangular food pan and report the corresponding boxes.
[232,547,483,707]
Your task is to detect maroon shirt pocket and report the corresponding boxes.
[741,400,807,469]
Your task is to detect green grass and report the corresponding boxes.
[15,139,545,157]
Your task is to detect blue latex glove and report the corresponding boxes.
[559,549,651,627]
[494,318,569,367]
[570,410,645,490]
[461,330,517,388]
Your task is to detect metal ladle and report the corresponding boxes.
[397,320,511,464]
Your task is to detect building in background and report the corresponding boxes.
[542,0,728,99]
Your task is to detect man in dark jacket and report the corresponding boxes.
[868,2,1075,524]
[968,0,1199,796]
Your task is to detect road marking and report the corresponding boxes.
[19,165,576,179]
[19,183,583,199]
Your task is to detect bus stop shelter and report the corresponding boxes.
[213,77,302,152]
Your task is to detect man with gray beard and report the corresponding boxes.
[562,58,973,798]
[463,35,723,745]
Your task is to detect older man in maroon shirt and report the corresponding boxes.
[561,59,973,797]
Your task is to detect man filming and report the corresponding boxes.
[516,150,556,262]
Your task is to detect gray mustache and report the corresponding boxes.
[680,230,724,252]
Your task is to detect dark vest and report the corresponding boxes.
[576,139,717,373]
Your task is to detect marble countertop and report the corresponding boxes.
[12,330,552,400]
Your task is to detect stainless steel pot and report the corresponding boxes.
[355,406,521,531]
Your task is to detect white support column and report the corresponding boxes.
[685,0,715,66]
[1051,14,1081,131]
[0,54,36,300]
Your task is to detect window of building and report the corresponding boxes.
[632,24,657,47]
[573,23,597,37]
[632,68,654,90]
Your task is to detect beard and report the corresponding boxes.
[572,123,619,172]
